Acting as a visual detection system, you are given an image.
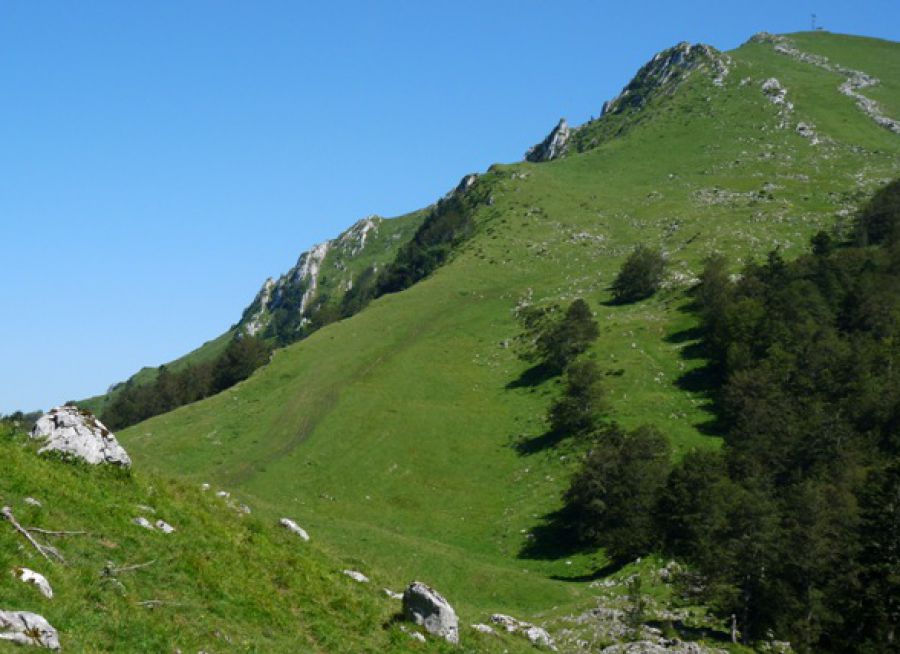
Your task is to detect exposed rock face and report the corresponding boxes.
[279,518,309,541]
[13,568,53,599]
[31,406,131,467]
[451,173,479,197]
[601,42,730,117]
[238,215,386,338]
[402,581,459,644]
[526,118,570,162]
[0,611,60,650]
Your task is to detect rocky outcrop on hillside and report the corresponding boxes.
[526,118,571,162]
[601,42,731,117]
[238,215,389,339]
[753,32,900,134]
[402,582,459,644]
[30,406,131,467]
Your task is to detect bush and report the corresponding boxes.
[516,299,599,373]
[564,423,671,561]
[611,245,666,303]
[548,359,607,436]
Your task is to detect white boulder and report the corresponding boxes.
[30,406,131,467]
[0,610,60,650]
[402,581,459,644]
[133,517,154,530]
[154,520,175,534]
[23,498,42,508]
[12,568,53,599]
[279,518,309,541]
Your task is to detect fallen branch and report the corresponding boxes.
[1,506,64,564]
[26,527,89,537]
[104,560,156,575]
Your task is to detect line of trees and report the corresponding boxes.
[547,178,900,652]
[100,335,271,430]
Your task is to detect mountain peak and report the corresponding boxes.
[601,41,730,117]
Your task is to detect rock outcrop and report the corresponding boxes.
[13,568,53,599]
[490,614,556,650]
[402,581,459,644]
[30,406,131,467]
[601,42,730,117]
[526,119,570,162]
[0,611,60,650]
[754,32,900,134]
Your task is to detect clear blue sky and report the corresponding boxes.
[2,1,898,413]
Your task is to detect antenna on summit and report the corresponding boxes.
[811,13,817,30]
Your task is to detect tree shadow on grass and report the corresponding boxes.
[665,322,728,438]
[506,363,557,390]
[514,428,566,455]
[518,506,589,561]
[518,506,629,581]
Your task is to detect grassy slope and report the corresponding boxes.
[0,423,537,653]
[119,31,900,630]
[79,212,426,417]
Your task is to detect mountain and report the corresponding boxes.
[65,30,900,650]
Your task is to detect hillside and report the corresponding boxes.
[111,31,900,649]
[0,419,552,653]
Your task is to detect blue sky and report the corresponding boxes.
[2,1,899,413]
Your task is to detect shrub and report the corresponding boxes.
[611,245,666,303]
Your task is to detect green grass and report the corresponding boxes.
[0,423,549,653]
[109,30,900,643]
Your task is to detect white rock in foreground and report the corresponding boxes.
[402,581,459,644]
[383,588,403,600]
[342,570,369,583]
[0,610,60,650]
[13,568,53,599]
[490,613,556,650]
[23,497,42,508]
[154,520,175,534]
[279,518,309,541]
[31,406,131,467]
[133,517,154,530]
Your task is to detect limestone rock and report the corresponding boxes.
[402,581,459,644]
[471,623,495,635]
[601,42,730,117]
[342,570,369,583]
[13,568,53,599]
[383,588,403,600]
[489,614,556,650]
[23,498,42,508]
[133,517,154,530]
[526,119,570,162]
[30,406,131,467]
[0,610,60,650]
[279,518,309,541]
[154,520,175,534]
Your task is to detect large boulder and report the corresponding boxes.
[0,610,60,649]
[30,406,131,467]
[402,581,459,644]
